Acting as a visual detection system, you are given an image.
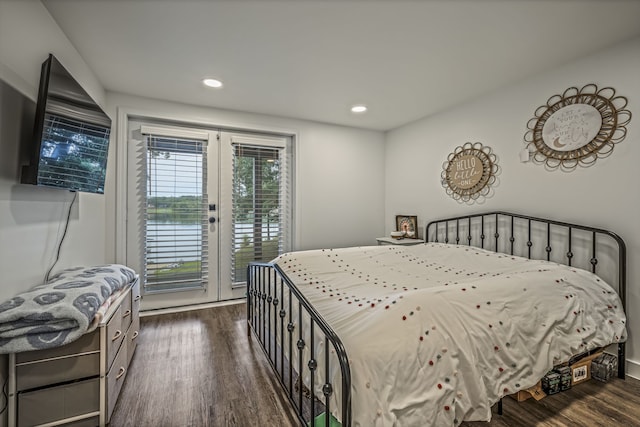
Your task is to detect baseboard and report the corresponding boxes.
[627,358,640,380]
[140,298,245,317]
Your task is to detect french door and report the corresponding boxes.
[125,122,291,310]
[219,132,292,297]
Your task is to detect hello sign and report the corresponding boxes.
[442,142,498,202]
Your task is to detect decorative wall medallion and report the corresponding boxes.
[441,142,498,202]
[524,84,631,170]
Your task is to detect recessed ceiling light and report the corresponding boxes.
[351,104,367,113]
[203,78,223,88]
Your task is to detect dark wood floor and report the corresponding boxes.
[461,380,640,427]
[112,303,640,426]
[110,303,298,427]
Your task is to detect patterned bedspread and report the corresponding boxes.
[274,243,627,426]
[0,264,137,354]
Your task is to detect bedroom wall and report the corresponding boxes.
[1,2,386,299]
[0,2,386,419]
[384,36,640,377]
[0,2,110,307]
[104,92,386,264]
[0,2,111,425]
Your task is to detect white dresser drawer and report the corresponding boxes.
[127,314,140,366]
[17,377,99,427]
[106,340,129,422]
[105,306,125,371]
[131,279,141,317]
[15,330,100,392]
[121,287,133,331]
[16,351,99,392]
[16,330,99,364]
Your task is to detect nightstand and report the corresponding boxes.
[376,237,425,246]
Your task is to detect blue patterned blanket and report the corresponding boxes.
[0,264,137,354]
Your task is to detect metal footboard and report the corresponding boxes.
[247,262,352,427]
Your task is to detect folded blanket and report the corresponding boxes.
[0,264,137,354]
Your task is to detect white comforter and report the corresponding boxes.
[274,243,626,426]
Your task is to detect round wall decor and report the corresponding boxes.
[441,142,498,202]
[524,84,631,170]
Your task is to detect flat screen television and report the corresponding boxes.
[21,54,111,194]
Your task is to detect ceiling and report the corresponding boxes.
[42,0,640,131]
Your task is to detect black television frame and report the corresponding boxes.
[21,53,111,194]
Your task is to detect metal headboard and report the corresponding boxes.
[425,211,627,378]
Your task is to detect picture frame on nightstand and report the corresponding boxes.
[396,215,418,238]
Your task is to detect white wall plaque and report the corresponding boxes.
[524,84,631,170]
[542,104,602,152]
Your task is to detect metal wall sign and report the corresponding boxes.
[524,84,631,171]
[441,142,498,202]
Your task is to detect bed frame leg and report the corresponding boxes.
[247,267,252,338]
[497,398,503,416]
[618,342,626,379]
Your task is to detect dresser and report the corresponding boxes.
[7,277,140,427]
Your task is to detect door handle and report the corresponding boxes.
[209,217,216,224]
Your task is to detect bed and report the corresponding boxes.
[246,212,627,426]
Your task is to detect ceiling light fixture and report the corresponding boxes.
[203,78,223,88]
[351,104,367,113]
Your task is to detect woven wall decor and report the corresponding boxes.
[523,84,631,171]
[441,142,498,203]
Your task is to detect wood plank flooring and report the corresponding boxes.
[461,378,640,427]
[111,303,640,426]
[110,303,298,427]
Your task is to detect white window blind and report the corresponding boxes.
[144,134,208,293]
[232,142,290,284]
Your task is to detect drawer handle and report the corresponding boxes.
[123,309,132,318]
[134,295,141,302]
[112,330,122,341]
[131,330,139,340]
[116,366,126,380]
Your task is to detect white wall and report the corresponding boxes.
[105,92,386,267]
[0,0,385,307]
[0,3,111,426]
[0,0,109,300]
[0,1,106,110]
[0,2,385,420]
[385,36,640,376]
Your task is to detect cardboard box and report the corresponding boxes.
[510,350,605,403]
[542,371,561,395]
[510,390,533,402]
[509,381,546,402]
[592,353,617,382]
[570,351,603,386]
[556,366,572,391]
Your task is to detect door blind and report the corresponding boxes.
[231,143,289,284]
[144,135,208,293]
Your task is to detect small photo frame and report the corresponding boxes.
[396,215,418,238]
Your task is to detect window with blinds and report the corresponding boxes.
[232,143,289,284]
[144,135,208,293]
